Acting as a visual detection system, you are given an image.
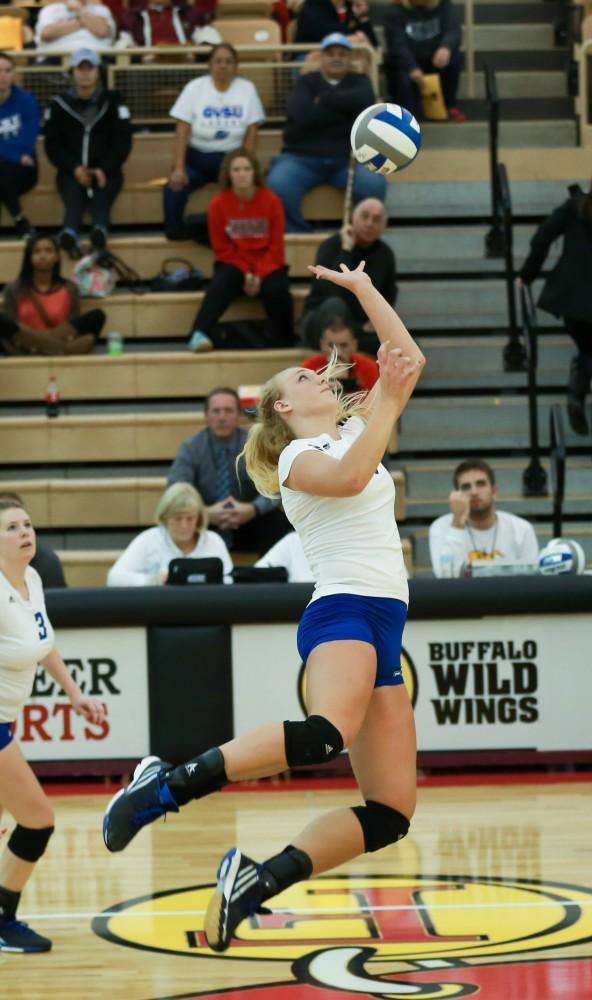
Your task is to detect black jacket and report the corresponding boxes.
[44,87,132,175]
[303,233,397,323]
[385,0,462,73]
[295,0,379,47]
[283,71,376,159]
[519,196,592,323]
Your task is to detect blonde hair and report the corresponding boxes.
[241,351,368,497]
[155,482,208,532]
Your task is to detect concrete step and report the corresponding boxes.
[397,394,587,451]
[384,223,562,271]
[399,457,592,504]
[418,118,576,150]
[474,49,567,70]
[395,277,555,329]
[404,523,592,574]
[470,23,555,48]
[458,71,567,99]
[415,334,571,389]
[386,179,587,218]
[461,2,555,23]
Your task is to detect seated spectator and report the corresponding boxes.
[301,318,378,392]
[300,197,396,353]
[0,233,105,356]
[117,0,217,54]
[44,49,132,256]
[294,0,378,47]
[164,43,265,240]
[167,386,291,554]
[385,0,465,123]
[518,182,592,437]
[429,460,539,578]
[266,33,386,233]
[255,530,313,582]
[0,51,39,240]
[35,0,115,54]
[107,482,233,586]
[187,148,294,353]
[0,490,66,587]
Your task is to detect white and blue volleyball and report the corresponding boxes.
[350,102,421,176]
[538,537,586,575]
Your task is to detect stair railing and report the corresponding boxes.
[520,284,548,496]
[549,403,566,537]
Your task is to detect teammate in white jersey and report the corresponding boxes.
[0,500,104,953]
[102,262,425,953]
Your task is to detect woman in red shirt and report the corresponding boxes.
[0,234,105,356]
[188,148,294,352]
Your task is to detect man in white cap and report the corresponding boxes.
[266,32,386,233]
[44,48,132,256]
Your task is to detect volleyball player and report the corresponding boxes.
[103,261,425,953]
[0,499,104,952]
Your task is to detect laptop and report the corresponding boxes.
[166,557,224,585]
[231,566,289,584]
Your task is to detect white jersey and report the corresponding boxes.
[278,416,408,605]
[0,566,55,723]
[35,3,116,51]
[169,75,265,153]
[429,510,539,578]
[107,525,233,586]
[255,531,314,583]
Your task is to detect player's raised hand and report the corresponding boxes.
[377,343,421,397]
[307,260,372,292]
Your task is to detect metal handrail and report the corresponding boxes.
[549,403,566,537]
[576,36,592,141]
[463,0,476,98]
[496,162,525,371]
[484,65,503,258]
[520,285,548,497]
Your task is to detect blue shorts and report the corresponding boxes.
[0,722,14,752]
[297,593,408,688]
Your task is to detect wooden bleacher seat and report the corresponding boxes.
[56,535,413,587]
[0,232,326,280]
[211,17,281,47]
[4,472,407,525]
[216,0,273,17]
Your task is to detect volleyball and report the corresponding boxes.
[350,102,422,176]
[538,537,586,575]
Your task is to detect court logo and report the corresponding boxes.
[297,649,417,715]
[93,873,592,998]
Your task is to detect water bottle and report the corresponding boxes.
[46,375,60,418]
[107,331,124,356]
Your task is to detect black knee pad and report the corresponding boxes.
[284,715,344,766]
[8,824,54,863]
[351,800,410,853]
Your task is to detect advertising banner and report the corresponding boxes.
[232,616,592,753]
[16,627,149,761]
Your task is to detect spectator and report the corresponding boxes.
[117,0,217,53]
[0,233,105,356]
[429,460,539,578]
[107,482,232,586]
[163,43,265,240]
[255,530,313,581]
[301,318,378,392]
[186,148,294,353]
[300,197,396,353]
[167,386,291,553]
[0,51,39,240]
[294,0,378,47]
[35,0,115,54]
[44,48,132,256]
[518,182,592,437]
[0,491,66,587]
[266,33,386,233]
[385,0,465,123]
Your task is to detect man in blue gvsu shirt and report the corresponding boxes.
[0,51,40,239]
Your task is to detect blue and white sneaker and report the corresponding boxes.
[204,847,267,953]
[102,755,178,853]
[0,918,52,953]
[188,330,214,353]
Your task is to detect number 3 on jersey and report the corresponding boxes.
[34,611,48,640]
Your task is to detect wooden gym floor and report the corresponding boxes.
[2,776,591,1000]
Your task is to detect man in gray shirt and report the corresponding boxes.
[167,386,290,553]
